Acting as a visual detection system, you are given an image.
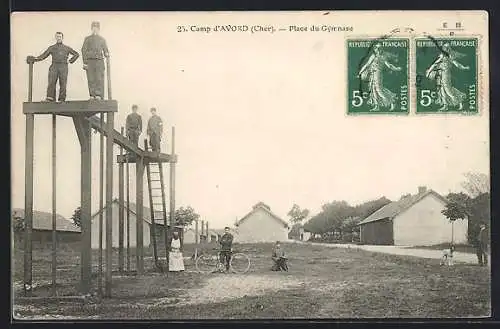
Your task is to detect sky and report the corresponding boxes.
[11,12,490,228]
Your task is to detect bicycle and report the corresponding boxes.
[195,248,251,274]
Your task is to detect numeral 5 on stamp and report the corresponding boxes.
[347,38,410,114]
[415,38,478,114]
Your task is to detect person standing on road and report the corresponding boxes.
[147,107,163,152]
[81,21,109,100]
[219,227,234,273]
[476,224,490,266]
[126,104,142,147]
[26,32,79,102]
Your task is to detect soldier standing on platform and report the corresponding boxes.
[147,108,163,152]
[81,21,109,100]
[26,32,79,102]
[126,104,142,147]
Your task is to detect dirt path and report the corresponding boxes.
[288,241,486,265]
[174,274,304,305]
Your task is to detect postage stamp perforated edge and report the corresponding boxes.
[412,34,483,116]
[345,34,410,116]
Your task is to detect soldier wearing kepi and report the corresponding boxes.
[81,21,109,100]
[147,107,163,152]
[26,32,79,102]
[126,105,142,147]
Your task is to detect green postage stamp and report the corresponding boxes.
[415,37,478,114]
[347,38,409,114]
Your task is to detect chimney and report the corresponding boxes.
[418,186,427,194]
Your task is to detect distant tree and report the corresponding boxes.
[442,191,490,244]
[173,206,200,226]
[303,197,390,239]
[287,204,310,225]
[288,223,303,239]
[71,207,82,228]
[352,197,391,219]
[468,192,490,244]
[461,172,490,198]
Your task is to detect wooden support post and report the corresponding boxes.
[28,62,33,102]
[98,114,104,296]
[106,57,112,100]
[105,112,114,297]
[126,152,130,272]
[169,127,176,243]
[118,127,124,273]
[206,221,209,242]
[195,220,199,244]
[201,220,205,242]
[24,114,34,296]
[80,117,92,295]
[51,114,57,296]
[136,153,145,275]
[24,63,34,297]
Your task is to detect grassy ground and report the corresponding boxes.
[12,242,490,319]
[405,243,476,254]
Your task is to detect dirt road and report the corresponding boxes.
[288,241,487,265]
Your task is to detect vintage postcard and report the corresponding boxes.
[11,11,490,320]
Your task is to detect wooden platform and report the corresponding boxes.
[117,153,177,164]
[86,115,177,163]
[23,100,118,115]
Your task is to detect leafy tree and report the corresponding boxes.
[461,172,490,198]
[468,192,490,244]
[442,192,470,222]
[71,207,82,228]
[303,197,390,238]
[288,223,303,239]
[172,206,200,226]
[287,204,310,225]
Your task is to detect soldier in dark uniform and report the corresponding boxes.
[219,227,234,272]
[26,32,79,102]
[476,224,489,266]
[147,107,163,152]
[126,105,142,147]
[81,21,109,100]
[271,241,288,271]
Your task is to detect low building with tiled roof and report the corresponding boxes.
[234,202,289,243]
[357,186,468,246]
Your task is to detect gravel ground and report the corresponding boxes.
[174,274,303,305]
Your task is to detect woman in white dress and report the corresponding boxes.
[169,231,185,272]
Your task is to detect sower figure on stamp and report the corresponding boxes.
[126,104,142,147]
[81,21,109,100]
[26,32,79,102]
[147,107,163,153]
[219,227,234,273]
[357,43,401,111]
[425,42,469,111]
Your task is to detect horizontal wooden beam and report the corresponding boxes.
[23,100,118,115]
[87,115,143,155]
[116,153,177,164]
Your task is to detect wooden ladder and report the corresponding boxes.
[145,143,169,271]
